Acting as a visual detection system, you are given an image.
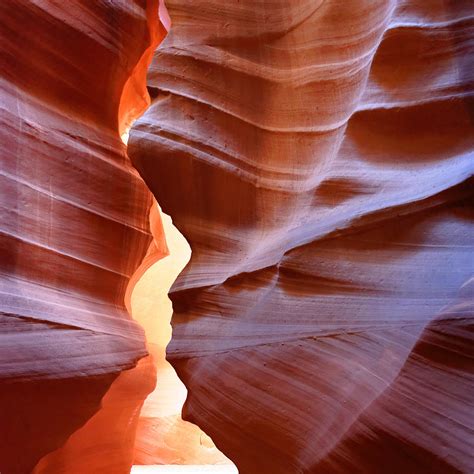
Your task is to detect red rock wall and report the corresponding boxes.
[129,0,474,472]
[0,1,167,472]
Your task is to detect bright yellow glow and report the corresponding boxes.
[133,208,190,419]
[131,205,235,467]
[121,129,130,145]
[132,208,190,352]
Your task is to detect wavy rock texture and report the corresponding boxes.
[0,1,168,472]
[129,0,474,472]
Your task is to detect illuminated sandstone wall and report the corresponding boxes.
[0,1,167,472]
[131,205,233,465]
[129,0,474,472]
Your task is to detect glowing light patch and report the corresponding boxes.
[121,129,130,144]
[130,205,235,467]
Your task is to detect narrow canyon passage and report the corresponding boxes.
[128,202,236,470]
[1,0,472,473]
[120,4,237,468]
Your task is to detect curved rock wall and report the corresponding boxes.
[0,1,167,472]
[129,0,474,472]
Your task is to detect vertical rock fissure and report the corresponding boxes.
[123,6,237,471]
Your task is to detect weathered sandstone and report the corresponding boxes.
[0,1,167,472]
[129,1,474,472]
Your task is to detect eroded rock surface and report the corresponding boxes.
[129,1,474,472]
[0,1,167,472]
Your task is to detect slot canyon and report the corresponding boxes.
[0,0,473,473]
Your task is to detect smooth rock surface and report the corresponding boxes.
[129,0,474,472]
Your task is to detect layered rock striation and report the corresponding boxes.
[129,0,474,472]
[0,1,168,472]
[1,0,473,472]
